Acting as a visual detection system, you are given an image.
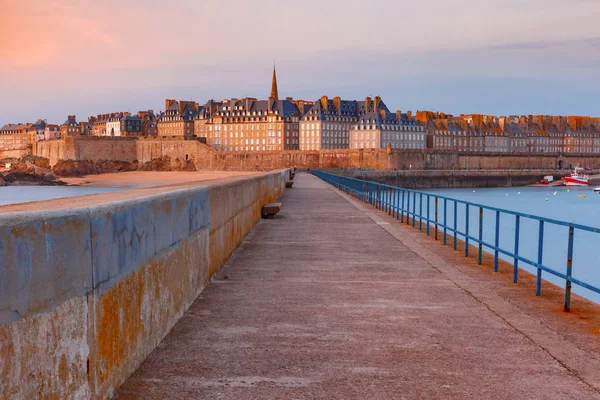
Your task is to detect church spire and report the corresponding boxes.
[270,64,279,100]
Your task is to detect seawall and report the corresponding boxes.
[34,137,600,171]
[0,170,287,399]
[332,169,571,189]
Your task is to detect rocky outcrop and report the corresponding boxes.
[52,160,139,177]
[139,156,196,172]
[3,161,64,185]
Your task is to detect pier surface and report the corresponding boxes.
[115,173,600,399]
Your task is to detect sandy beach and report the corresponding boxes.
[62,170,260,188]
[0,170,265,213]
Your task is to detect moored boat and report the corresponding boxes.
[564,167,590,186]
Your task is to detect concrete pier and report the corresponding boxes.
[116,173,600,399]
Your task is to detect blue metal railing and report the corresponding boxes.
[312,170,600,311]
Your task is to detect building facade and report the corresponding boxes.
[105,113,142,137]
[0,123,31,151]
[195,68,304,151]
[157,100,198,136]
[299,96,360,150]
[350,109,426,150]
[60,115,81,137]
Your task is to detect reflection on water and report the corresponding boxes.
[0,186,123,207]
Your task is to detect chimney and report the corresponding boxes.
[406,110,412,120]
[374,96,381,111]
[396,110,401,124]
[498,116,506,131]
[379,109,386,119]
[365,97,372,112]
[165,99,175,111]
[333,96,341,115]
[320,95,328,110]
[567,116,577,132]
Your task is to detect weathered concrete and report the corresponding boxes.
[116,173,600,399]
[0,169,287,399]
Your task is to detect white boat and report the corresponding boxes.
[564,167,590,186]
[594,187,600,193]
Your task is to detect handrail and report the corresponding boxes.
[312,170,600,312]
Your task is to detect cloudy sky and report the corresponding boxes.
[1,0,599,125]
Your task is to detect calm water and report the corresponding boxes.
[0,186,123,206]
[418,186,600,303]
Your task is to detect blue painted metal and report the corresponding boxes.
[426,195,430,236]
[401,190,405,223]
[312,170,600,311]
[565,225,574,312]
[443,199,447,245]
[419,193,423,231]
[478,206,483,265]
[494,211,500,273]
[465,204,470,257]
[435,197,439,241]
[537,221,544,296]
[453,201,458,251]
[514,215,520,283]
[412,192,417,228]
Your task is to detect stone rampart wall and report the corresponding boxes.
[32,137,600,171]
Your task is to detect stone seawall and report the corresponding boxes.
[0,170,287,399]
[33,137,600,171]
[333,169,569,189]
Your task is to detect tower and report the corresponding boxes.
[270,65,279,100]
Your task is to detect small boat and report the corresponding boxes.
[564,167,590,186]
[594,187,600,193]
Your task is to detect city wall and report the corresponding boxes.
[0,148,30,160]
[0,170,287,399]
[33,137,600,171]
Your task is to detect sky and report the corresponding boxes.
[1,0,599,126]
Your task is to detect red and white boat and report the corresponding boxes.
[564,167,590,186]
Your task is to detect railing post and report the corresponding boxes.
[401,190,405,222]
[514,215,520,283]
[406,191,410,225]
[376,185,380,209]
[388,188,392,215]
[478,206,483,265]
[426,195,430,236]
[413,192,417,228]
[465,204,470,257]
[443,198,447,245]
[453,201,458,251]
[494,210,500,273]
[564,225,574,312]
[435,197,439,241]
[419,193,423,231]
[536,220,544,296]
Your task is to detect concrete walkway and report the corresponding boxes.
[115,173,600,399]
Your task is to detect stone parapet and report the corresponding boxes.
[0,169,288,399]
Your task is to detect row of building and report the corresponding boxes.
[155,68,426,152]
[418,112,600,154]
[2,68,599,154]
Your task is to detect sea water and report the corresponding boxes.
[0,186,123,207]
[419,186,600,303]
